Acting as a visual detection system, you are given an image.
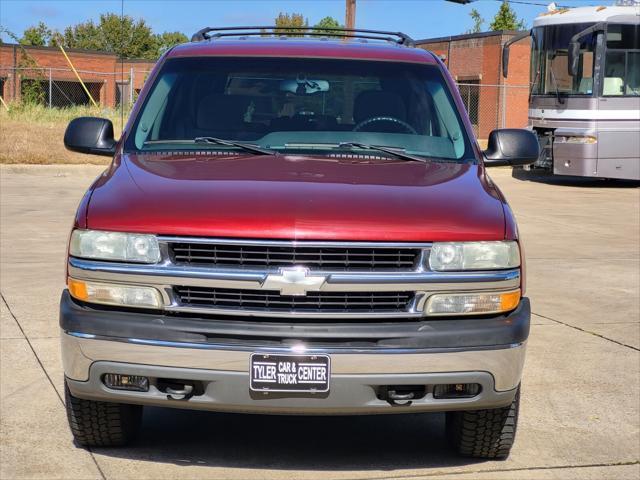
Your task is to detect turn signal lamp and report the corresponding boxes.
[67,278,162,309]
[425,290,520,316]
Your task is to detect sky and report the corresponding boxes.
[0,0,609,44]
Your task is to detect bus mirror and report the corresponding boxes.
[502,30,531,78]
[568,42,580,77]
[502,46,510,78]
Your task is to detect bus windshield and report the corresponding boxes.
[531,23,596,96]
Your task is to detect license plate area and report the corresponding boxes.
[250,353,330,393]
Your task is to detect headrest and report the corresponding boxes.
[196,94,249,130]
[353,90,406,124]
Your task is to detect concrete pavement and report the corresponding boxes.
[1,165,638,479]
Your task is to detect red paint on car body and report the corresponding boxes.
[85,153,507,242]
[170,39,438,64]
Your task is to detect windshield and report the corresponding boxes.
[126,57,473,162]
[531,24,596,96]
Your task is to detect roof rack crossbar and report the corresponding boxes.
[190,26,415,46]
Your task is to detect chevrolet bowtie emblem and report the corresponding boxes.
[262,267,327,296]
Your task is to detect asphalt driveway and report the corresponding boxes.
[1,165,638,479]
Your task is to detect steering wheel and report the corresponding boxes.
[353,116,417,134]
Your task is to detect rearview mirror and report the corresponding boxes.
[483,129,539,167]
[568,41,580,77]
[64,117,116,156]
[280,78,330,95]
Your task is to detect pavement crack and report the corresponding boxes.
[348,460,640,480]
[0,292,107,480]
[533,311,639,352]
[1,292,64,404]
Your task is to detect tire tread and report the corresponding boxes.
[447,387,520,459]
[64,380,142,447]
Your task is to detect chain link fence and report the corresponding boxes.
[0,66,152,109]
[456,82,530,142]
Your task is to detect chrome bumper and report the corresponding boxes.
[62,332,526,414]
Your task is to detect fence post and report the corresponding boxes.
[501,84,506,128]
[130,67,134,106]
[48,68,52,109]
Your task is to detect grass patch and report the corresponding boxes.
[0,104,130,165]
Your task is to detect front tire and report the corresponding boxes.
[446,386,520,459]
[64,379,142,447]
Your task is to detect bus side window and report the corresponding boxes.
[604,51,625,96]
[626,52,639,96]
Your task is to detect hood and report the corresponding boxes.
[85,153,506,242]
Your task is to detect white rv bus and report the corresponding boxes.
[503,2,639,180]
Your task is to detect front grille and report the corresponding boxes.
[170,243,421,271]
[175,286,414,313]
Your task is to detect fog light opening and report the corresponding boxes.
[433,383,481,399]
[102,373,149,392]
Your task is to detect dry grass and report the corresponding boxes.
[0,104,128,165]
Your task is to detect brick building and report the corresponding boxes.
[416,30,531,139]
[0,43,155,108]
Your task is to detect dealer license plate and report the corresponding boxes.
[250,353,330,393]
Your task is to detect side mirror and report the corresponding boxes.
[64,117,116,156]
[483,129,539,167]
[568,41,580,77]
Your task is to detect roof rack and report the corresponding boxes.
[190,26,415,47]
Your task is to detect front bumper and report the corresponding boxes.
[61,292,529,414]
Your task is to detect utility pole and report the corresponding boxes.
[346,0,356,29]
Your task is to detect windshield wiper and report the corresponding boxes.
[548,67,566,105]
[194,137,276,155]
[143,137,276,155]
[337,142,429,163]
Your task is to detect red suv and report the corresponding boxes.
[62,27,538,459]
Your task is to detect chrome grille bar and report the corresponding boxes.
[170,242,420,270]
[175,286,413,313]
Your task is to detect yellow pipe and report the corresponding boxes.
[0,95,9,111]
[58,45,98,108]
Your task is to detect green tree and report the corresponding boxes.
[48,30,64,47]
[274,13,308,36]
[62,13,158,59]
[466,9,485,34]
[312,16,344,37]
[489,1,526,31]
[155,31,188,56]
[20,22,52,46]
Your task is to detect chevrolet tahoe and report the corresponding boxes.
[61,27,539,459]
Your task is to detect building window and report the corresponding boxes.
[458,80,480,129]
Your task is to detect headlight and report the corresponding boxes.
[70,229,160,263]
[429,241,520,271]
[68,278,163,309]
[425,290,520,316]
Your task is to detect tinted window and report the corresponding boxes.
[126,57,474,162]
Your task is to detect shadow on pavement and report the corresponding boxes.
[95,407,485,471]
[510,167,640,188]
